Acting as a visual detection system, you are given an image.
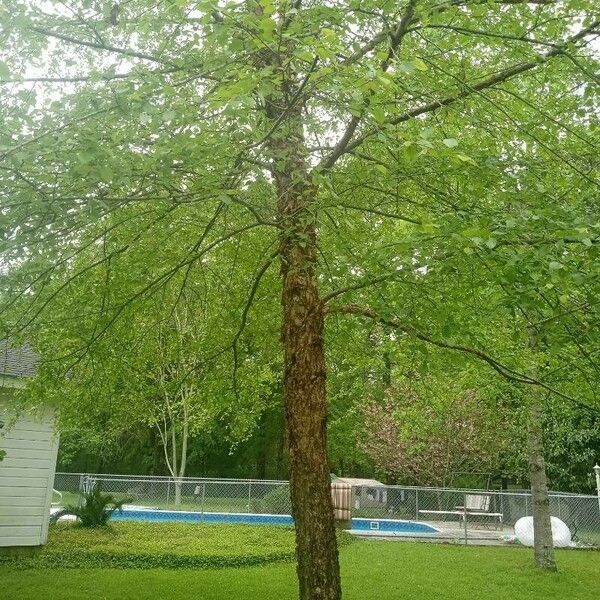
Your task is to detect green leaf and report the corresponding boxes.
[372,106,386,125]
[413,58,428,72]
[403,143,417,161]
[0,60,11,79]
[397,61,415,75]
[443,138,459,148]
[162,110,176,123]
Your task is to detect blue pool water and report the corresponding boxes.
[113,509,294,527]
[113,508,439,535]
[351,517,439,534]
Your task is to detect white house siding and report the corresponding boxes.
[0,388,59,547]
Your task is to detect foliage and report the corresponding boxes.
[51,485,131,528]
[1,1,600,593]
[0,521,354,570]
[2,522,297,570]
[543,399,600,493]
[357,378,522,486]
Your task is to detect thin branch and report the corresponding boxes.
[323,273,405,303]
[30,25,175,66]
[411,24,561,48]
[231,249,279,397]
[319,19,600,169]
[327,303,600,413]
[322,0,419,170]
[332,202,421,224]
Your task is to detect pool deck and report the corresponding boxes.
[351,520,517,546]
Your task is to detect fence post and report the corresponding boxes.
[248,481,252,513]
[463,492,468,546]
[166,478,171,505]
[78,474,85,507]
[415,489,419,520]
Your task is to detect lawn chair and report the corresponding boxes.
[455,494,503,530]
[51,489,63,506]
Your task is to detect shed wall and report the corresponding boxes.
[0,389,58,547]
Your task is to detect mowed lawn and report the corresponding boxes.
[2,534,599,600]
[0,542,600,600]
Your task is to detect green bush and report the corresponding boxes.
[253,486,292,515]
[0,549,297,570]
[50,484,132,527]
[0,521,356,570]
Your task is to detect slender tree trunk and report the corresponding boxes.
[256,411,268,479]
[267,114,341,600]
[174,420,188,506]
[527,396,557,571]
[255,6,341,591]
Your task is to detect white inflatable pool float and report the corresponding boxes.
[514,516,574,548]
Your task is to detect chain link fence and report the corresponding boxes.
[53,472,600,547]
[53,472,292,517]
[348,484,600,547]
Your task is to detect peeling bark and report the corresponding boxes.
[265,102,341,600]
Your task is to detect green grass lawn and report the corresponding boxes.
[1,523,598,600]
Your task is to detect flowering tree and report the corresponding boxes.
[359,384,518,487]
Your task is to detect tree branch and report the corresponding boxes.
[322,0,419,170]
[326,303,600,412]
[30,26,174,66]
[319,18,600,169]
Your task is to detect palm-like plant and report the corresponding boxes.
[51,484,131,527]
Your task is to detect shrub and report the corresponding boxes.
[0,521,299,569]
[253,486,292,515]
[51,484,132,527]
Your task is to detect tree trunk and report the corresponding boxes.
[527,396,557,571]
[173,434,188,506]
[281,258,341,600]
[174,479,183,506]
[256,411,268,480]
[256,13,341,591]
[269,121,341,600]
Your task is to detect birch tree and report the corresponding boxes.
[1,2,599,597]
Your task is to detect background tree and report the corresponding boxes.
[358,380,521,487]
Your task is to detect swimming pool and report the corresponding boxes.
[113,508,294,527]
[112,508,440,535]
[351,517,440,535]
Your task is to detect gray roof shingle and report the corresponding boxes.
[0,340,38,378]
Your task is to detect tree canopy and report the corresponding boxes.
[1,1,599,597]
